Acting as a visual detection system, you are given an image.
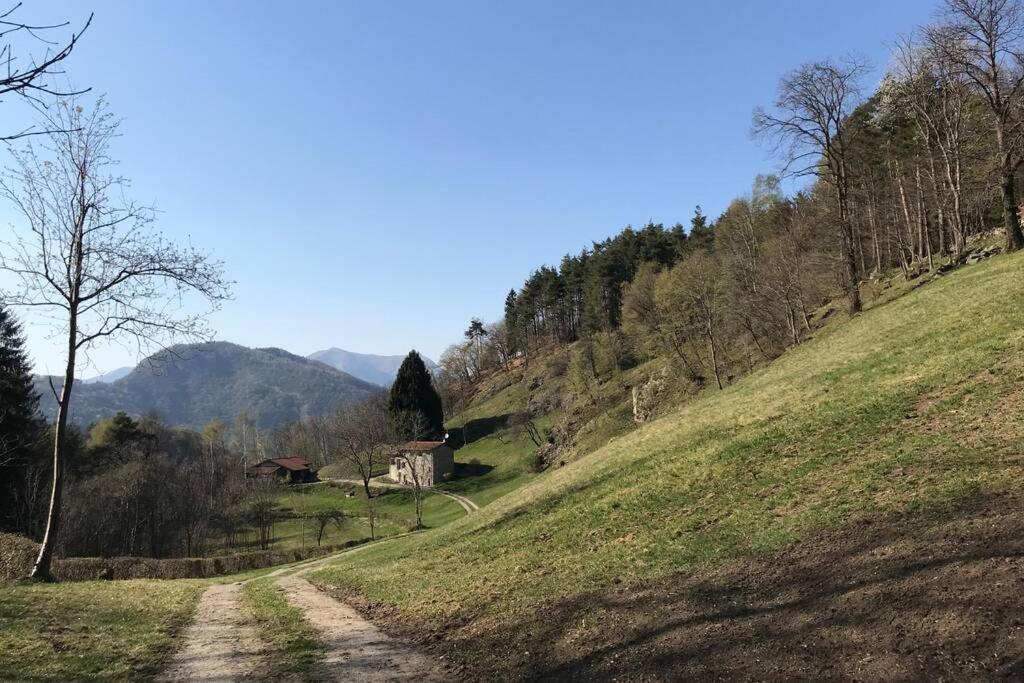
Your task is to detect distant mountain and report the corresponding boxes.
[308,348,437,387]
[34,342,380,430]
[82,366,133,384]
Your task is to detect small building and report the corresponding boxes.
[389,441,455,487]
[246,457,317,484]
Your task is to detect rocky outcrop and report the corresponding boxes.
[632,369,668,424]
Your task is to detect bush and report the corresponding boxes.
[0,532,39,581]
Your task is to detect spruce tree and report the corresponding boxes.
[0,303,39,454]
[0,303,41,532]
[388,350,444,440]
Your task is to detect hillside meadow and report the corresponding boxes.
[309,252,1024,674]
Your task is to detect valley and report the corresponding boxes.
[3,250,1021,680]
[3,2,1024,680]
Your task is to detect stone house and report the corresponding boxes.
[389,441,455,487]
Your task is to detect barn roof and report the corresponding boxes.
[249,457,311,471]
[269,457,311,471]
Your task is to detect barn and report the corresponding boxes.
[245,457,317,484]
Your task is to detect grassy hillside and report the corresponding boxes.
[310,253,1024,675]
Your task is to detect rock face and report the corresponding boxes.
[632,369,668,424]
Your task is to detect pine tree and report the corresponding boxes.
[0,303,41,533]
[503,290,519,354]
[388,350,444,439]
[0,303,39,456]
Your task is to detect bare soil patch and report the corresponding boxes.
[329,490,1024,681]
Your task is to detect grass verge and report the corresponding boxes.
[241,577,325,681]
[0,579,203,681]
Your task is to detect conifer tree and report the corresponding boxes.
[0,303,41,532]
[0,303,39,460]
[388,350,444,439]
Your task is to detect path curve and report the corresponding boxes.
[324,477,480,513]
[157,583,267,682]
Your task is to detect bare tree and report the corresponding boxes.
[0,5,92,139]
[754,56,870,313]
[331,394,392,500]
[928,0,1024,252]
[389,411,432,530]
[312,509,345,546]
[0,97,231,580]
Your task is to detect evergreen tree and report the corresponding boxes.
[0,303,41,532]
[686,205,715,254]
[503,290,519,354]
[388,350,444,439]
[0,303,40,456]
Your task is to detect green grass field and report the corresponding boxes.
[311,253,1024,622]
[223,482,467,551]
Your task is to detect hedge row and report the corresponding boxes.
[0,533,370,582]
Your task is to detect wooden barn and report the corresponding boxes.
[245,457,317,484]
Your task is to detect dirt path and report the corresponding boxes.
[278,574,447,681]
[157,582,267,683]
[160,535,440,682]
[325,477,481,513]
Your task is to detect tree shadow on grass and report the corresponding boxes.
[447,414,515,448]
[378,490,1024,681]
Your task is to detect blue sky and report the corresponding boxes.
[1,0,935,377]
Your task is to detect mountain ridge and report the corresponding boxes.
[34,341,380,430]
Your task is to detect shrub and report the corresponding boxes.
[0,532,39,581]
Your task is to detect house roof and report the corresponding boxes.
[250,457,311,472]
[395,441,447,453]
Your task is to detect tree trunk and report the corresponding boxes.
[31,330,76,581]
[999,167,1024,252]
[707,319,723,390]
[836,182,862,314]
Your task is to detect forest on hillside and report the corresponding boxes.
[434,1,1022,418]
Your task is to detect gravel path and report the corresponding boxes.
[157,583,268,682]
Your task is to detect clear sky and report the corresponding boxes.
[1,0,935,377]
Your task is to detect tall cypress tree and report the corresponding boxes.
[388,350,444,440]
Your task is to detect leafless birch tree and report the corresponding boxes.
[0,97,231,580]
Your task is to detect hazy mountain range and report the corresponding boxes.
[307,347,437,387]
[36,342,383,430]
